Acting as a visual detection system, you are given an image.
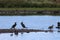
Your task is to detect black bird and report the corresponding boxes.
[58,22,60,27]
[56,22,60,29]
[11,22,17,29]
[56,27,60,29]
[48,25,54,30]
[21,22,26,28]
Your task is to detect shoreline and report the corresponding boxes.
[0,10,60,16]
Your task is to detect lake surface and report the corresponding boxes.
[0,16,60,40]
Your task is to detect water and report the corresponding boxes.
[0,16,60,40]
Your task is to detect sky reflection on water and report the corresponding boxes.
[0,16,60,40]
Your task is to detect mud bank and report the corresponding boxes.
[0,10,60,16]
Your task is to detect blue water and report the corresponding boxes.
[0,16,60,40]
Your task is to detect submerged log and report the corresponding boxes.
[0,29,53,33]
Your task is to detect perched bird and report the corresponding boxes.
[11,22,17,29]
[21,22,26,28]
[56,22,60,29]
[58,22,60,27]
[48,25,54,30]
[56,27,60,29]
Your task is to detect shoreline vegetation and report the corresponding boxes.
[0,0,60,16]
[0,8,60,10]
[0,0,60,8]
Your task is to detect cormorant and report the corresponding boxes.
[11,22,17,29]
[21,22,26,28]
[48,25,54,30]
[58,22,60,27]
[56,22,60,29]
[56,27,60,29]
